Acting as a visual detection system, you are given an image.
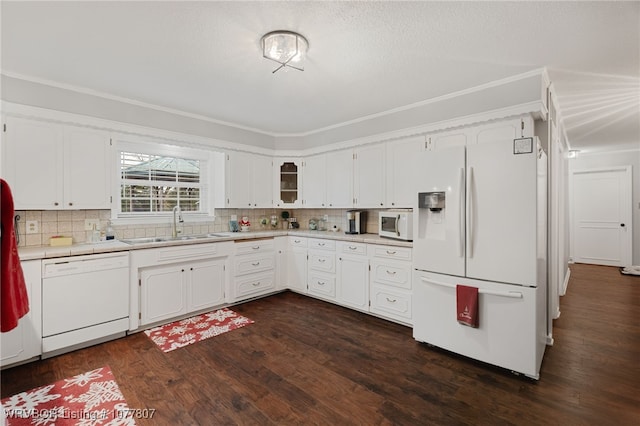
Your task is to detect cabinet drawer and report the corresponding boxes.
[338,241,367,256]
[289,236,308,248]
[308,238,336,251]
[368,244,412,261]
[370,260,411,290]
[235,239,275,255]
[308,250,335,273]
[308,272,336,299]
[235,272,276,299]
[234,254,275,276]
[370,284,412,322]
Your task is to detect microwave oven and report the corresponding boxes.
[379,210,413,241]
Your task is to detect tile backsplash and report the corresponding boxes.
[14,208,387,247]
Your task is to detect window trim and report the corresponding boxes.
[112,137,216,224]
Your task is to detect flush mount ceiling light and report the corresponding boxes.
[261,30,308,74]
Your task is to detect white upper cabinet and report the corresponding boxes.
[63,127,112,209]
[226,152,273,208]
[354,144,386,208]
[274,158,302,208]
[325,149,353,208]
[385,137,423,208]
[2,117,111,210]
[301,154,326,207]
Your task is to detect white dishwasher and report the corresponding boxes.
[42,252,129,356]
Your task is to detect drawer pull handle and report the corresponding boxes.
[252,282,261,287]
[318,242,325,246]
[294,239,301,243]
[386,270,397,275]
[252,262,260,266]
[349,246,357,250]
[252,246,260,250]
[318,258,326,263]
[317,281,325,286]
[386,297,397,303]
[386,250,397,255]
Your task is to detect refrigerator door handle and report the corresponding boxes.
[419,277,523,299]
[395,214,400,236]
[459,167,465,258]
[468,166,474,258]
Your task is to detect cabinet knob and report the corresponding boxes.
[392,202,395,206]
[69,202,73,206]
[54,202,59,206]
[621,223,626,227]
[380,203,383,206]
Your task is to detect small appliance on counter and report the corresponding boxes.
[379,209,413,241]
[345,210,366,234]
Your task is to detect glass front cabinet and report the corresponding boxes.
[274,158,302,207]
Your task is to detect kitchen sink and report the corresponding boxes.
[121,234,223,245]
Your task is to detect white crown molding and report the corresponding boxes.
[2,67,547,138]
[1,99,546,158]
[299,100,546,157]
[0,70,275,137]
[0,101,276,157]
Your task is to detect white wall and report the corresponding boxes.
[569,149,640,265]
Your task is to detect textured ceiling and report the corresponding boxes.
[1,1,639,152]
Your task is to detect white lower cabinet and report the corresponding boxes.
[307,238,336,301]
[131,242,232,329]
[368,244,413,325]
[229,239,276,302]
[0,260,42,368]
[336,241,369,311]
[287,237,308,293]
[140,257,226,326]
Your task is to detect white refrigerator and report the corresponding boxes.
[412,137,548,379]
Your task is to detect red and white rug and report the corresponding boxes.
[144,307,254,353]
[1,366,136,425]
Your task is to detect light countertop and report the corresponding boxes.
[19,231,412,261]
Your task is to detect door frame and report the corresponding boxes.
[569,165,633,266]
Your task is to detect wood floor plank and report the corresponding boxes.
[2,263,639,424]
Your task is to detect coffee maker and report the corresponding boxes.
[345,210,366,234]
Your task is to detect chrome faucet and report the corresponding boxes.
[172,205,183,238]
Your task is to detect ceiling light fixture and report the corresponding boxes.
[261,30,308,74]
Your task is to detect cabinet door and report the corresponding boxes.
[226,152,251,207]
[0,260,42,367]
[3,117,63,209]
[189,258,225,312]
[252,155,273,207]
[140,265,187,325]
[274,158,301,207]
[64,127,111,209]
[325,150,353,208]
[302,155,326,207]
[287,246,308,293]
[354,144,385,208]
[337,255,369,310]
[386,137,422,208]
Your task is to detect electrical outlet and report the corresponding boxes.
[84,219,100,231]
[323,214,329,222]
[231,215,237,221]
[26,220,39,234]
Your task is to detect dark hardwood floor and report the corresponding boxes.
[2,263,640,425]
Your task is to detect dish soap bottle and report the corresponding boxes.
[105,220,115,240]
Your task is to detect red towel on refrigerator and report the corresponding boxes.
[1,179,29,332]
[456,284,479,328]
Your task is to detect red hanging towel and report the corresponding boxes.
[1,179,29,332]
[456,284,479,328]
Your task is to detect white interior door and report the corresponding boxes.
[571,166,632,266]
